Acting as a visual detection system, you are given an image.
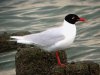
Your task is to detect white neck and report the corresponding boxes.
[62,20,76,38]
[63,20,75,27]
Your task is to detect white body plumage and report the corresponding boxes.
[11,20,76,52]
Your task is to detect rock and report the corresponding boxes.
[0,32,17,52]
[15,46,67,75]
[11,31,31,36]
[52,61,100,75]
[0,31,30,53]
[15,46,99,75]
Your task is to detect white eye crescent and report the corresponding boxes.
[72,17,75,19]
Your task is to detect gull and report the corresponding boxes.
[11,14,85,67]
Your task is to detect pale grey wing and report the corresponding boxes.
[23,27,65,47]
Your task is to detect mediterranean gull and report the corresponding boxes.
[11,14,86,67]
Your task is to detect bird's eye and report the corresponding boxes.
[72,17,75,19]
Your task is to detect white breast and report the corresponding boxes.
[62,20,76,42]
[48,20,76,51]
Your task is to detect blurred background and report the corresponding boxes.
[0,0,100,75]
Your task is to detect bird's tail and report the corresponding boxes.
[10,36,23,40]
[9,36,23,42]
[10,36,32,44]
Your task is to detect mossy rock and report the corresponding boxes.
[52,61,99,75]
[0,36,17,52]
[0,31,30,53]
[11,31,31,36]
[15,46,67,75]
[15,46,99,75]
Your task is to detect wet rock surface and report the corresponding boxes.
[51,61,100,75]
[16,46,100,75]
[16,47,67,75]
[0,31,30,53]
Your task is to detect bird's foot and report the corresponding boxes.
[58,64,66,68]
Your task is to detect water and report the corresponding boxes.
[0,0,100,75]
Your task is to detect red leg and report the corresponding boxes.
[56,51,61,65]
[56,51,66,67]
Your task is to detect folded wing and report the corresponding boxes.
[11,27,65,48]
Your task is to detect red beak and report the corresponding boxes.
[79,18,86,21]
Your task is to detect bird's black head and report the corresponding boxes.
[65,14,85,24]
